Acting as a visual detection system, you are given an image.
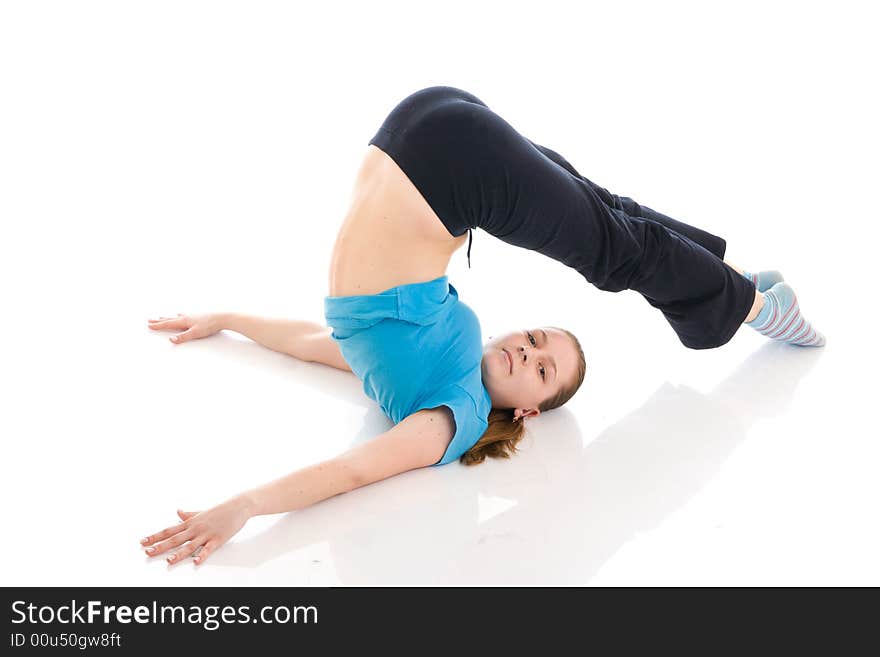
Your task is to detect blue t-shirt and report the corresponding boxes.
[324,275,492,466]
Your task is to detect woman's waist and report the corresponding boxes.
[352,146,464,242]
[328,181,460,297]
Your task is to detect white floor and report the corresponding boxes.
[1,2,877,586]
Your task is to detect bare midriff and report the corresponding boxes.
[328,144,469,298]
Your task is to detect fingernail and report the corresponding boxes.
[146,547,155,553]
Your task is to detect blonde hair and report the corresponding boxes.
[460,327,586,466]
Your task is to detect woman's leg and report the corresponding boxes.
[519,144,756,347]
[528,140,794,301]
[744,290,765,323]
[369,86,757,350]
[527,140,729,260]
[725,260,746,276]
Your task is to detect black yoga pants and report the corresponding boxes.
[367,86,757,349]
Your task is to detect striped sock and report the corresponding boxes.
[741,269,784,293]
[746,281,826,347]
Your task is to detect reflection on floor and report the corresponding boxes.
[4,276,872,586]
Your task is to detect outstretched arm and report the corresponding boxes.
[221,313,352,371]
[148,312,352,372]
[139,406,456,565]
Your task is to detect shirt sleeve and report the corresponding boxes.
[413,384,489,467]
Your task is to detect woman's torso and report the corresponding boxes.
[328,145,468,298]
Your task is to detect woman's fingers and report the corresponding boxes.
[145,528,194,557]
[141,522,189,550]
[148,319,185,331]
[170,329,195,344]
[193,538,221,565]
[146,315,204,344]
[146,318,195,343]
[166,537,206,566]
[141,500,244,567]
[148,314,185,326]
[165,536,219,566]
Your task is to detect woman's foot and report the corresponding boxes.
[745,281,826,347]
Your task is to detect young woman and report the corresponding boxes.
[140,86,825,566]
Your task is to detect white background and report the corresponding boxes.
[1,0,876,586]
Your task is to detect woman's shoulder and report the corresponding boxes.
[414,377,491,467]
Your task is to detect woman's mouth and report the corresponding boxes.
[503,348,512,374]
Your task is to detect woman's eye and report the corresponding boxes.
[528,332,544,379]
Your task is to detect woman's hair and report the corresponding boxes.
[460,326,586,466]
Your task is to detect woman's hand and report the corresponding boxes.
[140,497,253,566]
[147,313,225,344]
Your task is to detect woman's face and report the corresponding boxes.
[481,327,580,419]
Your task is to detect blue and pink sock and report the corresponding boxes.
[744,280,826,347]
[741,269,784,293]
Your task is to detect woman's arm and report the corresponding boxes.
[220,314,351,371]
[219,313,325,360]
[148,313,352,371]
[240,405,455,514]
[140,406,456,565]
